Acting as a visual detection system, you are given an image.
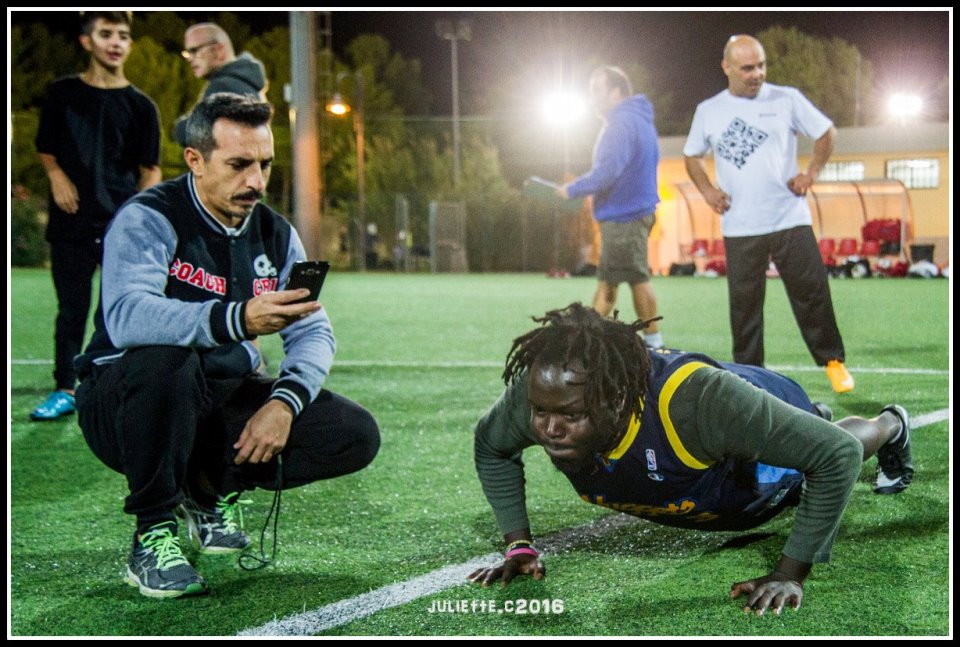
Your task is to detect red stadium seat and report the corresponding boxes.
[859,239,880,256]
[709,239,725,258]
[838,238,858,257]
[690,239,709,256]
[819,238,836,263]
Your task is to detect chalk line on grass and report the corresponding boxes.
[239,409,950,636]
[239,514,644,636]
[11,357,950,376]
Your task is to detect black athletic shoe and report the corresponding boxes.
[178,491,252,554]
[874,404,914,495]
[124,522,208,598]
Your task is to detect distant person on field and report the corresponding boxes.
[683,34,854,393]
[556,66,665,350]
[470,303,914,615]
[173,22,267,146]
[30,10,161,421]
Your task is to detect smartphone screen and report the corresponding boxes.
[285,261,330,303]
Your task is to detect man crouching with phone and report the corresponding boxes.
[74,93,380,599]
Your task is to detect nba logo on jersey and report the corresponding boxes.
[645,449,657,471]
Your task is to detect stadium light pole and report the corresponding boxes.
[326,71,366,272]
[435,19,471,191]
[540,90,587,271]
[288,11,321,260]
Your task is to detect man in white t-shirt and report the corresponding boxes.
[682,34,854,394]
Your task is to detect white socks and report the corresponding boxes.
[644,332,664,350]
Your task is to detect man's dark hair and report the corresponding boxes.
[503,303,655,450]
[80,11,133,36]
[593,66,632,97]
[184,93,274,159]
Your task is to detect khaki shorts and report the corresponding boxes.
[598,214,656,285]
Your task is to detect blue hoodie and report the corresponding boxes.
[566,95,660,222]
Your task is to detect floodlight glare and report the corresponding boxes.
[541,92,586,126]
[887,93,923,119]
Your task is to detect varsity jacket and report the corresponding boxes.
[75,173,334,418]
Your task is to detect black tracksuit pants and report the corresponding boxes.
[724,225,846,367]
[76,346,380,530]
[49,238,103,390]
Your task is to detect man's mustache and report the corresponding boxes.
[232,190,263,201]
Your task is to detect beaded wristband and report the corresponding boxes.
[505,539,534,552]
[505,546,539,560]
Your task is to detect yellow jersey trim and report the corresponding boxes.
[659,361,713,470]
[606,398,645,461]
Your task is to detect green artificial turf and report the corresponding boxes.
[9,269,950,636]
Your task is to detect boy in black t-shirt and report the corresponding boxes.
[31,11,162,420]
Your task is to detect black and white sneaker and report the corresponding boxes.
[874,404,914,495]
[178,491,252,554]
[124,522,208,598]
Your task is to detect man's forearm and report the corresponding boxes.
[684,155,715,195]
[38,152,63,175]
[806,127,836,178]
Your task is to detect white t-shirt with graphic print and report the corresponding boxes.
[683,83,833,237]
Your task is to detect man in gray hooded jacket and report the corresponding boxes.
[174,22,267,145]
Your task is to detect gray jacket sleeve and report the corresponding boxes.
[102,203,242,348]
[269,228,336,417]
[101,204,334,418]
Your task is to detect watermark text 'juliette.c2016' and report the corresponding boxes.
[427,598,565,615]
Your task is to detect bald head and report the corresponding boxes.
[183,22,236,79]
[722,35,766,98]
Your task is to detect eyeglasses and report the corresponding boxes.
[181,41,218,60]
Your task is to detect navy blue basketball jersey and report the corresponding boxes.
[565,349,812,531]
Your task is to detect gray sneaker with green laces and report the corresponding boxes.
[177,491,252,554]
[124,522,208,598]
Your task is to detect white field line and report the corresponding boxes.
[9,358,951,375]
[240,407,950,636]
[913,409,951,427]
[239,514,645,636]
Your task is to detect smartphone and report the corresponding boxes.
[285,261,330,303]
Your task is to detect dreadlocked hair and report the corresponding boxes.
[504,303,659,448]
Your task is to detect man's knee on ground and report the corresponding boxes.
[348,405,381,471]
[274,403,380,488]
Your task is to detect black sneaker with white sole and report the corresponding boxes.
[178,491,252,554]
[874,404,914,495]
[124,522,208,598]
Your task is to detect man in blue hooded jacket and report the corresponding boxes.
[558,66,664,349]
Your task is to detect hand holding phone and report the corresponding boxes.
[285,261,330,304]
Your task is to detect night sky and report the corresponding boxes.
[330,9,951,118]
[10,8,951,120]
